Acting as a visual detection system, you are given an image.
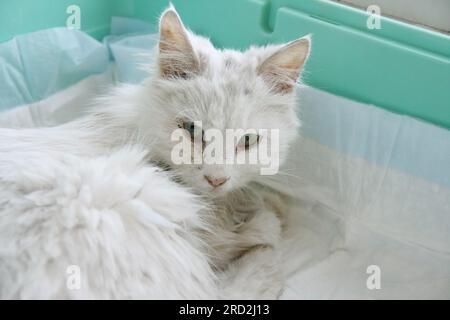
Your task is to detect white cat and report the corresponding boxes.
[0,7,310,299]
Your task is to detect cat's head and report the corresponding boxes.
[138,7,310,197]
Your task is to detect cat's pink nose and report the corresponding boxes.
[204,175,229,187]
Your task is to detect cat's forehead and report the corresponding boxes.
[196,47,257,77]
[197,42,281,71]
[220,50,246,68]
[171,61,277,128]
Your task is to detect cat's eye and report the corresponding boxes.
[237,134,259,150]
[179,120,204,142]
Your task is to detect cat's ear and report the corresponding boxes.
[158,8,199,79]
[257,36,311,94]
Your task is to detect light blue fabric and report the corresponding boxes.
[106,33,158,84]
[0,28,109,111]
[0,17,156,111]
[105,16,158,83]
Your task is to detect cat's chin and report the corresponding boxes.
[192,183,232,199]
[208,186,230,198]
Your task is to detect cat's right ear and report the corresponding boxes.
[158,8,199,79]
[258,36,311,94]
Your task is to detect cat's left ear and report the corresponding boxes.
[258,36,311,94]
[158,8,200,79]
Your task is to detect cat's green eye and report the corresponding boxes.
[179,120,204,142]
[237,134,259,150]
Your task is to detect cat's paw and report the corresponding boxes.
[238,208,281,249]
[219,246,284,299]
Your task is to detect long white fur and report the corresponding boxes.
[0,7,310,299]
[0,136,217,299]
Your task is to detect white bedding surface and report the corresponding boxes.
[278,138,450,299]
[2,73,449,299]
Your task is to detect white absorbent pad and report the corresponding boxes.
[1,23,449,299]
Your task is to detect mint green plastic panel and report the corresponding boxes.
[1,0,449,129]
